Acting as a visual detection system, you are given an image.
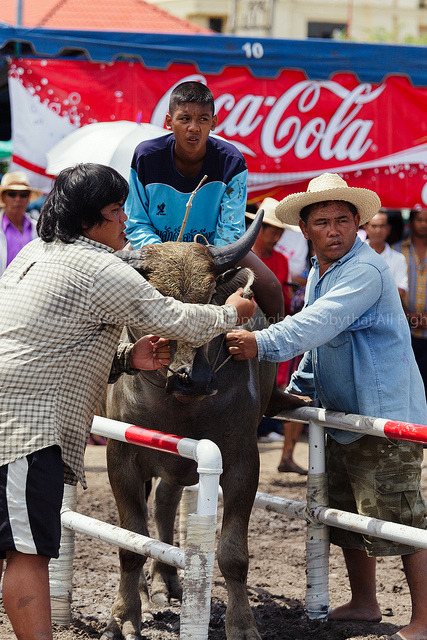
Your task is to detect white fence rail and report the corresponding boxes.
[181,407,427,621]
[49,416,223,640]
[50,408,427,635]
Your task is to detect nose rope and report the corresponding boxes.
[165,335,232,384]
[213,353,233,374]
[211,335,233,375]
[210,335,224,372]
[165,365,189,381]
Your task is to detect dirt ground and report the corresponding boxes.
[1,437,426,640]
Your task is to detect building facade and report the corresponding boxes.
[150,0,427,41]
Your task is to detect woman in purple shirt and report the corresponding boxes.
[0,172,41,275]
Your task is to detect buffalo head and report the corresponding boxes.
[115,210,263,400]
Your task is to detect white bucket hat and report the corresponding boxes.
[275,173,381,227]
[246,197,301,232]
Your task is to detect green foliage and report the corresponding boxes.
[335,24,427,45]
[364,25,427,44]
[403,34,427,44]
[0,159,9,176]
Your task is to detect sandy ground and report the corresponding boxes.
[0,437,426,640]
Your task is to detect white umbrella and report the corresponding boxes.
[46,121,169,179]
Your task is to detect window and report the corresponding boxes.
[308,21,346,39]
[209,17,223,32]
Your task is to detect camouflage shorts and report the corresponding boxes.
[326,435,427,557]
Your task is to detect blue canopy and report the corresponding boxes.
[1,22,426,85]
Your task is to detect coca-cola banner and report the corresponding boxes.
[8,57,427,207]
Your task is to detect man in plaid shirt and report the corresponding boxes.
[0,163,256,640]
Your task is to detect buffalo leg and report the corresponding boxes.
[218,454,261,640]
[151,479,184,605]
[102,442,151,640]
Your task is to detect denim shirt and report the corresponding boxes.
[255,236,427,443]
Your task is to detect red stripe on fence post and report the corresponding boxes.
[124,425,181,454]
[382,420,427,443]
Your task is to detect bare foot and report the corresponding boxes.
[387,623,427,639]
[277,458,307,475]
[329,601,382,622]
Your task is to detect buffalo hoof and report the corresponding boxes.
[141,611,154,622]
[226,628,261,640]
[151,591,169,607]
[227,628,262,640]
[151,571,182,603]
[167,575,183,601]
[226,609,262,640]
[100,620,122,640]
[101,619,143,640]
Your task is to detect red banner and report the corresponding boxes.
[8,58,427,207]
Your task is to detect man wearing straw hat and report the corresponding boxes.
[227,173,427,640]
[0,172,42,276]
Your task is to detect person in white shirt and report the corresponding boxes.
[275,222,309,281]
[364,211,408,300]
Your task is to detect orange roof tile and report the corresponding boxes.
[1,0,211,34]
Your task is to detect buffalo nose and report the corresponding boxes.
[166,366,218,397]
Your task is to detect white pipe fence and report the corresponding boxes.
[50,408,427,635]
[181,408,427,621]
[50,416,223,640]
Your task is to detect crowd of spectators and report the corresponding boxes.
[1,166,425,445]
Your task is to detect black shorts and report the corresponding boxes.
[0,446,64,559]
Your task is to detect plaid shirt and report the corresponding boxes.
[393,237,427,339]
[0,236,237,487]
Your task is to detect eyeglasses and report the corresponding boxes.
[4,190,31,198]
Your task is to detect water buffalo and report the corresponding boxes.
[101,214,296,640]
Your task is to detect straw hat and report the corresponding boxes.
[0,172,43,202]
[275,173,381,227]
[245,197,301,232]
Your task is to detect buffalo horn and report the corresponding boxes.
[208,209,264,274]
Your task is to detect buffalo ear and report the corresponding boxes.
[114,248,152,278]
[213,267,255,303]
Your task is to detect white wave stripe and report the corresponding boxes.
[8,75,77,191]
[247,143,427,187]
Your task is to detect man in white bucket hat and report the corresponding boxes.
[227,173,427,640]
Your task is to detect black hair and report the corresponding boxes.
[409,208,425,223]
[261,221,282,231]
[169,82,215,116]
[37,163,129,243]
[375,208,392,226]
[382,208,404,244]
[300,200,358,224]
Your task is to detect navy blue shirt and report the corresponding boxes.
[125,134,248,247]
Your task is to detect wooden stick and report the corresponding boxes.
[177,174,208,242]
